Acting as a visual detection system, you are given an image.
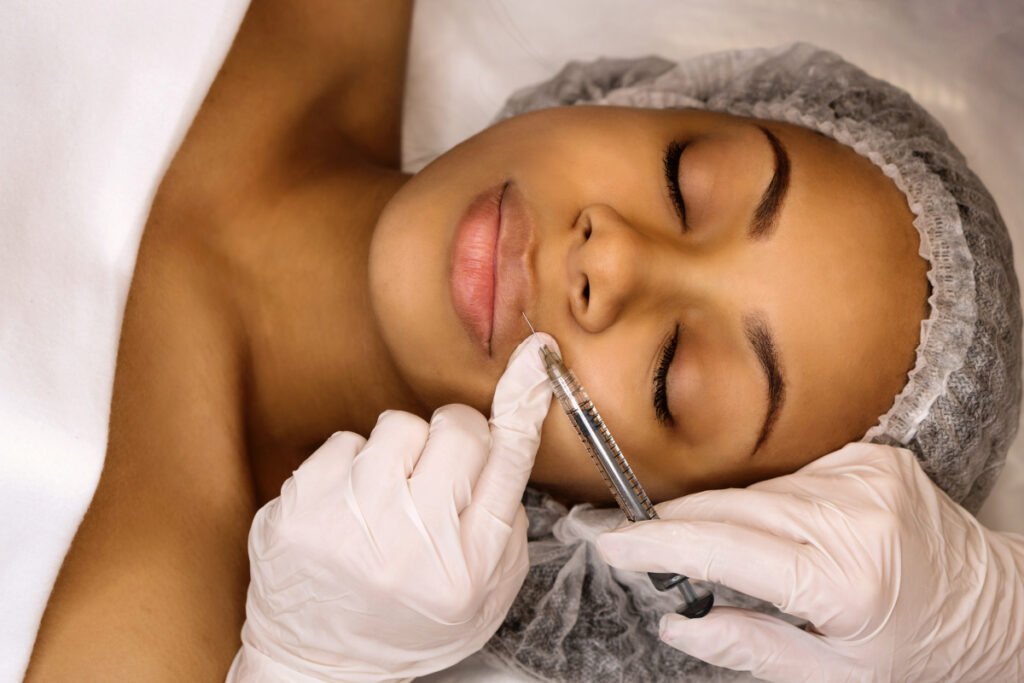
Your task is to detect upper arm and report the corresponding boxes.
[27,229,256,681]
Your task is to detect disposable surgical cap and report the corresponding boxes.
[479,43,1022,682]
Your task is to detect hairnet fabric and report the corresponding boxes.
[481,43,1021,681]
[478,489,771,682]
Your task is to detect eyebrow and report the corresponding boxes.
[741,126,790,456]
[750,126,791,239]
[745,314,786,456]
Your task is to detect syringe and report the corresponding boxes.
[523,314,714,619]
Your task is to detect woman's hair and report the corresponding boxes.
[476,43,1022,681]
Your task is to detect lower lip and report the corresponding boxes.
[450,183,506,354]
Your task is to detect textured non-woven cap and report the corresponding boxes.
[494,42,1022,513]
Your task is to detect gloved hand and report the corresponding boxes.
[596,442,1024,683]
[226,333,557,683]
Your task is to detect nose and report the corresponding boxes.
[567,204,651,333]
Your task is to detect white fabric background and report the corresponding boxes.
[0,1,1020,681]
[0,1,249,680]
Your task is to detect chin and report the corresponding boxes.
[368,177,497,416]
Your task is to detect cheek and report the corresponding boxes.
[531,399,693,507]
[530,406,614,505]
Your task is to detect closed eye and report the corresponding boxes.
[653,323,680,427]
[663,140,687,230]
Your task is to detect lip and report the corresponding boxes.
[450,183,504,354]
[449,181,536,357]
[491,182,537,357]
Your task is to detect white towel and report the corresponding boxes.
[0,1,248,679]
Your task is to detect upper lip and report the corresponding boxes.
[492,181,537,356]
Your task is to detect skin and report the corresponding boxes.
[374,106,929,503]
[27,0,928,679]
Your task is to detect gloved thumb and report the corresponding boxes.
[659,608,829,683]
[469,333,557,527]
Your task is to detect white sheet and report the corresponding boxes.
[0,1,1020,682]
[0,1,249,680]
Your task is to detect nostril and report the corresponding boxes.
[583,219,593,241]
[582,278,590,306]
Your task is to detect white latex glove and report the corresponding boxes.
[596,442,1024,682]
[226,333,557,683]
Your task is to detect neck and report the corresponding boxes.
[228,164,428,499]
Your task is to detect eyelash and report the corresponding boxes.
[653,324,680,427]
[663,140,688,230]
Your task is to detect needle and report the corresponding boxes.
[522,312,537,336]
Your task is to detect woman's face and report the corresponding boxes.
[369,106,928,504]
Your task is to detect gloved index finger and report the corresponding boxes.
[467,332,556,527]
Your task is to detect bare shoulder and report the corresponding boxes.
[28,226,255,680]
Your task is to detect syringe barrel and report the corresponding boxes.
[537,342,715,619]
[540,347,655,523]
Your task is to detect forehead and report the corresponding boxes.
[748,120,928,464]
